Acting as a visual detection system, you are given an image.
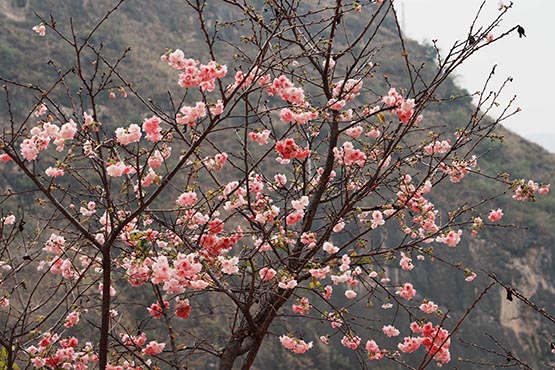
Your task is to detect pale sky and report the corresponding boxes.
[396,0,555,152]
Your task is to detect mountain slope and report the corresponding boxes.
[1,1,554,369]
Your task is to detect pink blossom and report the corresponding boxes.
[399,252,414,271]
[396,282,416,300]
[382,87,403,107]
[20,137,40,161]
[488,208,503,222]
[371,210,385,229]
[115,124,142,145]
[323,241,339,254]
[366,127,381,138]
[176,191,198,207]
[176,101,207,125]
[398,337,421,353]
[31,358,46,368]
[106,161,135,177]
[382,325,400,337]
[2,215,15,225]
[341,335,361,350]
[419,301,438,314]
[286,211,303,225]
[465,272,477,282]
[345,289,357,299]
[60,337,78,348]
[33,24,46,36]
[278,276,297,289]
[121,332,147,347]
[59,120,78,140]
[424,140,451,155]
[279,335,313,354]
[210,99,224,116]
[34,104,48,117]
[142,116,162,142]
[333,219,345,232]
[80,201,96,216]
[275,138,310,160]
[249,129,271,145]
[0,153,12,162]
[64,311,80,328]
[259,267,276,281]
[328,98,346,111]
[365,339,384,360]
[98,283,117,297]
[279,86,306,106]
[205,152,228,171]
[147,300,169,319]
[218,256,239,274]
[45,167,65,177]
[309,266,330,279]
[333,141,366,167]
[291,196,309,210]
[436,229,462,247]
[323,285,333,299]
[345,125,363,138]
[292,297,311,316]
[44,233,66,255]
[274,173,287,187]
[175,298,192,319]
[142,341,165,355]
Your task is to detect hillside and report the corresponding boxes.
[1,1,554,369]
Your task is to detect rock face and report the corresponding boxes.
[0,0,29,21]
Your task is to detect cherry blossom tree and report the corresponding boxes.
[0,0,551,369]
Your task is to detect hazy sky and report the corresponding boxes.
[396,0,555,152]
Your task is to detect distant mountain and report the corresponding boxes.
[1,1,554,369]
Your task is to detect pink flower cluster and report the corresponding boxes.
[419,300,439,314]
[21,120,78,161]
[162,49,227,92]
[382,88,417,124]
[341,335,361,350]
[142,116,163,142]
[327,78,363,112]
[279,335,313,354]
[279,107,319,125]
[488,208,503,222]
[439,156,477,183]
[175,297,192,319]
[275,138,310,161]
[333,141,366,167]
[176,101,207,126]
[399,252,414,271]
[512,179,549,201]
[398,321,452,366]
[292,297,311,315]
[27,334,99,369]
[365,339,386,360]
[115,124,142,145]
[436,229,462,247]
[424,140,451,155]
[32,23,46,36]
[396,282,416,300]
[106,161,136,177]
[382,325,400,337]
[249,129,271,145]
